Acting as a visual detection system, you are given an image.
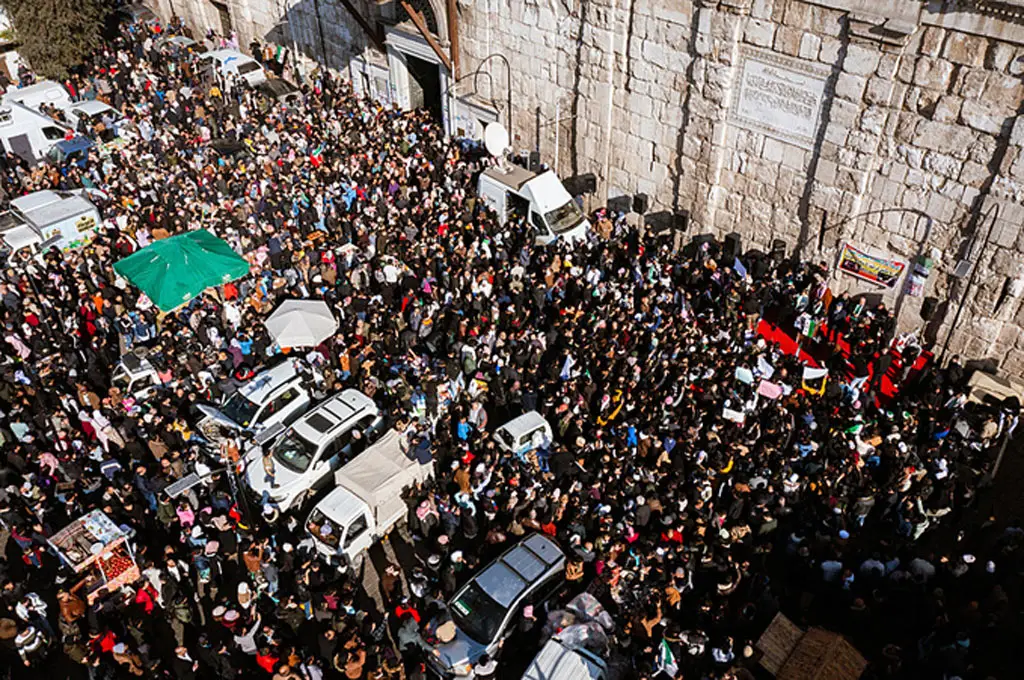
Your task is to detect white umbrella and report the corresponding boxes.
[264,299,338,348]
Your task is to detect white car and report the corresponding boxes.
[196,360,311,444]
[61,101,130,143]
[198,49,267,88]
[244,390,384,512]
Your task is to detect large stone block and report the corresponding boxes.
[943,32,988,68]
[956,68,989,99]
[783,0,812,29]
[960,99,1011,136]
[912,120,978,155]
[819,36,841,64]
[920,26,944,58]
[835,72,866,102]
[959,160,991,187]
[932,95,963,123]
[859,106,888,136]
[913,57,954,90]
[987,42,1014,72]
[743,18,775,47]
[864,77,891,105]
[774,26,802,56]
[810,5,844,37]
[844,43,881,76]
[982,73,1024,109]
[799,32,821,61]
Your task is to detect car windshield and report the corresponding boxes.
[272,430,318,472]
[450,582,505,644]
[221,391,259,427]
[494,428,515,450]
[544,200,585,234]
[238,62,262,75]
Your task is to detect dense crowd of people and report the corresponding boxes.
[0,9,1020,680]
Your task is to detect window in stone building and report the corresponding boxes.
[398,0,439,35]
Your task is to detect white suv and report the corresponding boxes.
[243,389,384,511]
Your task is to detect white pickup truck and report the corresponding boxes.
[305,429,433,570]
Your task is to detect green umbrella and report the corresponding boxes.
[113,230,250,312]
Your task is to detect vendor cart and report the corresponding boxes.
[48,510,140,604]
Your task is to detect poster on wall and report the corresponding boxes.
[837,243,906,289]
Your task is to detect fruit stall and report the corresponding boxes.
[48,509,140,604]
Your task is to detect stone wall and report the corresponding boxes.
[153,0,1024,375]
[456,0,1024,375]
[157,0,377,72]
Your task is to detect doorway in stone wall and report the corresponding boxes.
[211,1,232,35]
[405,53,441,122]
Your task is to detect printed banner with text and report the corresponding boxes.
[837,243,906,289]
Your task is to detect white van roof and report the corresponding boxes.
[4,80,71,108]
[11,190,95,228]
[496,411,549,440]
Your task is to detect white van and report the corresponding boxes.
[196,360,312,444]
[493,411,554,457]
[198,50,267,88]
[0,101,72,164]
[522,637,608,680]
[478,166,590,245]
[0,190,101,257]
[3,80,73,112]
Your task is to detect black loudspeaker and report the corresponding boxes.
[607,195,632,214]
[920,296,939,321]
[770,239,787,262]
[723,232,742,261]
[673,211,688,233]
[748,251,770,280]
[528,151,541,172]
[632,193,649,215]
[683,233,716,259]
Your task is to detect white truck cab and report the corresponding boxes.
[493,411,553,457]
[306,429,433,570]
[477,166,589,246]
[111,353,162,400]
[196,360,311,444]
[244,389,384,511]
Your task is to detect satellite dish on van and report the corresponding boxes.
[484,122,510,158]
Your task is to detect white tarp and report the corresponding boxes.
[335,429,434,526]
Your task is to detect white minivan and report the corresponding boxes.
[478,166,589,245]
[195,360,311,445]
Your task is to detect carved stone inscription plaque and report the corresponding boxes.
[730,48,830,149]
